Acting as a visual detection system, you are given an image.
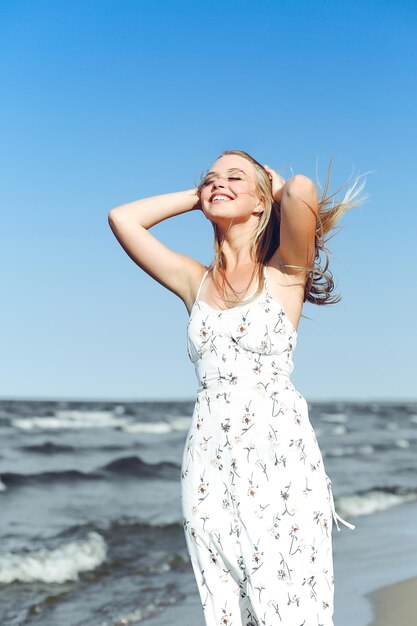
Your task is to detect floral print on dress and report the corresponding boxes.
[182,265,354,626]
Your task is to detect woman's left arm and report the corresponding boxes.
[268,171,319,270]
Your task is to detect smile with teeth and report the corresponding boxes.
[210,194,233,203]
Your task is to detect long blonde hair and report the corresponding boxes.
[196,149,368,307]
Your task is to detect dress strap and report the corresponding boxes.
[263,264,268,291]
[195,268,209,303]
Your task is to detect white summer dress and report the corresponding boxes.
[181,264,354,626]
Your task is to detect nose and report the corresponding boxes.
[211,176,226,189]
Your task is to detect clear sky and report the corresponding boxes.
[1,0,416,402]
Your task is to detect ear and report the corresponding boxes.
[253,195,265,215]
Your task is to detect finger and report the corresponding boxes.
[263,164,275,180]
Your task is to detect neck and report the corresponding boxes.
[215,220,259,272]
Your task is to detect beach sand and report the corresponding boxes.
[367,575,417,626]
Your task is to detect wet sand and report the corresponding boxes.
[367,575,417,626]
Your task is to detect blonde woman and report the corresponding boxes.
[108,150,365,626]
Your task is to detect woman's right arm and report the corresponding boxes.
[108,189,205,309]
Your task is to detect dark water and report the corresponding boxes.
[1,399,417,625]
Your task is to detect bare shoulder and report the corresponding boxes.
[183,261,210,314]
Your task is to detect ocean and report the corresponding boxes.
[1,399,417,625]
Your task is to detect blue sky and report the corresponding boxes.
[1,0,416,401]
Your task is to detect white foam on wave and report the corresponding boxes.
[122,417,191,434]
[331,425,347,435]
[169,416,192,431]
[320,413,347,424]
[12,410,132,431]
[0,531,107,583]
[11,409,192,434]
[0,478,6,492]
[122,422,171,434]
[357,444,375,455]
[395,438,410,448]
[110,595,181,625]
[337,490,417,518]
[327,446,356,457]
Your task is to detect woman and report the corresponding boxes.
[108,150,365,626]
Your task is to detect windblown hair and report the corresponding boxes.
[196,149,368,307]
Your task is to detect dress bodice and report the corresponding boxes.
[187,265,298,394]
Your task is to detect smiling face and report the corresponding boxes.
[198,154,265,226]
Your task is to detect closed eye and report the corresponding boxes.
[201,176,242,187]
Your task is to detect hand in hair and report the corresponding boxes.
[263,165,286,204]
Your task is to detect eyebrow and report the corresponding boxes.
[205,168,247,176]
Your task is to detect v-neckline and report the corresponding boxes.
[190,265,298,336]
[195,265,267,309]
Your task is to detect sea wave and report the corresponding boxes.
[0,468,100,487]
[96,518,183,533]
[319,413,347,424]
[11,410,191,434]
[0,455,180,489]
[104,593,184,625]
[325,439,416,458]
[11,409,132,431]
[20,441,76,453]
[121,417,190,434]
[0,532,107,584]
[19,441,133,454]
[336,486,417,518]
[100,455,180,479]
